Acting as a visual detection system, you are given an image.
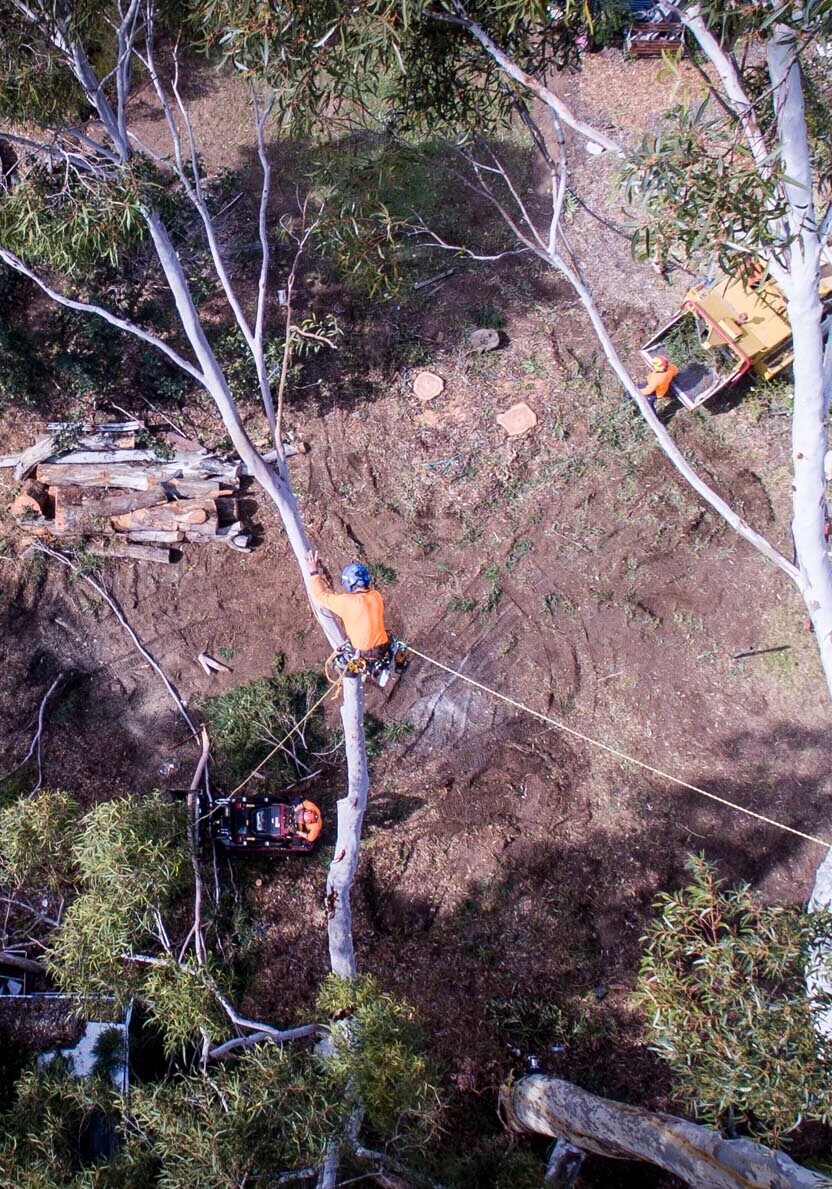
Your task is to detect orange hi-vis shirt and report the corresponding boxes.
[642,362,679,400]
[310,575,389,651]
[296,800,322,844]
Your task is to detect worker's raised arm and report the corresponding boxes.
[306,549,352,615]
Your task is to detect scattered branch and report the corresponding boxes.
[0,249,207,385]
[29,543,199,738]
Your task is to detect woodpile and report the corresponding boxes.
[3,421,253,564]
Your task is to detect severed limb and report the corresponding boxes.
[28,543,199,738]
[1,672,67,795]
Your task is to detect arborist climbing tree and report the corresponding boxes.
[307,550,407,687]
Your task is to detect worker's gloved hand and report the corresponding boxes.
[306,549,319,574]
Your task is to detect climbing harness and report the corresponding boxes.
[406,645,832,852]
[326,637,410,689]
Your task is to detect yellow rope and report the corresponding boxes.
[406,645,832,852]
[228,669,341,796]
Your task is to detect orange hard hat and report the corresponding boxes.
[652,355,669,371]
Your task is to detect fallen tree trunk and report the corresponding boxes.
[500,1075,829,1189]
[88,543,174,563]
[37,458,239,489]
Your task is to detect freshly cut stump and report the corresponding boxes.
[469,327,500,353]
[497,402,538,437]
[413,371,445,402]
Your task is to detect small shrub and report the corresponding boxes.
[635,854,832,1144]
[201,657,330,783]
[447,595,478,613]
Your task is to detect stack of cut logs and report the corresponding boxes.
[3,420,250,564]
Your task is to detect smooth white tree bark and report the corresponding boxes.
[0,1,369,982]
[502,1075,830,1189]
[765,25,832,694]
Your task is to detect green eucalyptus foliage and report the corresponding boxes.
[0,1,88,123]
[0,981,442,1187]
[316,974,443,1154]
[141,959,228,1057]
[0,1061,132,1189]
[200,656,330,783]
[620,92,789,272]
[193,0,624,135]
[125,1046,332,1187]
[47,793,189,1005]
[0,789,80,893]
[0,164,156,273]
[635,854,832,1144]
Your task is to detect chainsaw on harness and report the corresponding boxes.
[332,638,409,688]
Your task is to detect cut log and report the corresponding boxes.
[111,499,212,533]
[46,449,161,465]
[11,479,51,518]
[183,518,237,544]
[38,463,153,490]
[37,459,240,489]
[126,529,183,544]
[88,543,174,564]
[0,454,20,468]
[52,485,171,534]
[74,431,136,450]
[15,435,56,480]
[48,419,143,433]
[164,478,234,500]
[501,1075,827,1189]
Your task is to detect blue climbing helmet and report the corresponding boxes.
[340,562,372,592]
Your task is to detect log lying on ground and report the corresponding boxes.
[15,435,56,480]
[52,485,168,534]
[44,448,163,465]
[164,477,233,499]
[126,529,183,544]
[48,419,142,434]
[87,543,174,564]
[37,456,240,489]
[500,1075,828,1189]
[111,498,212,532]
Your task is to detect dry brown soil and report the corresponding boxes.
[1,49,831,1187]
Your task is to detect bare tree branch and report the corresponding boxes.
[0,249,207,385]
[208,1024,321,1061]
[29,543,199,737]
[427,1,623,154]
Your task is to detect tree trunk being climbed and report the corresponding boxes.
[326,677,370,978]
[501,1075,829,1189]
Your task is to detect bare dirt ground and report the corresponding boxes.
[1,48,831,1186]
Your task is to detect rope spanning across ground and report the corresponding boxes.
[228,673,341,796]
[406,645,832,852]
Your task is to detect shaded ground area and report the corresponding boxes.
[1,47,830,1188]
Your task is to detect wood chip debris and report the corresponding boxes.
[5,420,255,561]
[197,652,232,674]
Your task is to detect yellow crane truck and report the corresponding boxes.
[641,262,832,409]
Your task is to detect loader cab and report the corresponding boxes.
[641,261,832,409]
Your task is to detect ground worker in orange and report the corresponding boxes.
[294,800,322,844]
[306,550,390,661]
[639,354,679,413]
